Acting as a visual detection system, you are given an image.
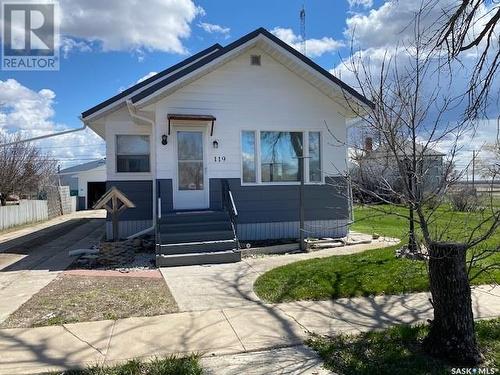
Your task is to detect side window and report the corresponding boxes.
[116,135,150,172]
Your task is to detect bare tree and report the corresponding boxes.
[337,3,499,365]
[0,134,57,205]
[435,0,500,118]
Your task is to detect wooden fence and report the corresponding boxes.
[0,200,49,231]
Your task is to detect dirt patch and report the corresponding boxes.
[0,274,178,328]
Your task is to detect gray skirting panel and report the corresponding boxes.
[237,219,349,241]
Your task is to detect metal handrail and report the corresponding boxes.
[221,179,238,239]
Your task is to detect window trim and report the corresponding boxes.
[115,134,151,174]
[240,129,324,186]
[241,130,258,183]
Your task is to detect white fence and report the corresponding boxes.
[0,200,49,231]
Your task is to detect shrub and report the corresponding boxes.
[448,187,478,212]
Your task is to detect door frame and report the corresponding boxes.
[172,125,210,210]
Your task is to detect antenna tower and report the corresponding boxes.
[300,4,306,56]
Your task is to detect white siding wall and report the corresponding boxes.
[102,46,349,184]
[104,108,153,181]
[153,47,347,181]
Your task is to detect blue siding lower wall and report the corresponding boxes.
[105,177,350,240]
[209,177,349,223]
[105,180,153,239]
[158,179,173,214]
[210,177,349,240]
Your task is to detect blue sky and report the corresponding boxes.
[0,0,497,171]
[1,0,366,128]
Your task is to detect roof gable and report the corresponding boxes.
[130,28,373,109]
[82,28,373,120]
[81,44,222,119]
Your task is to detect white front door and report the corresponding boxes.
[173,127,208,210]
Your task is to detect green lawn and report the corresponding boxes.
[254,204,499,303]
[48,355,202,375]
[307,318,500,375]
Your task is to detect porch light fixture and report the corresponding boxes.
[212,140,219,149]
[161,134,168,145]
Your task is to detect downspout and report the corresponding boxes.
[125,100,157,239]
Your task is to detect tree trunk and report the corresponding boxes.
[423,242,482,365]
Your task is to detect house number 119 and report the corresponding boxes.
[214,156,226,162]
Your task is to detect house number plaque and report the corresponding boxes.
[214,156,226,162]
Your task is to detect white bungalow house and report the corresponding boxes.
[82,28,373,266]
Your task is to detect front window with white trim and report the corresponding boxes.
[241,130,322,184]
[116,135,150,172]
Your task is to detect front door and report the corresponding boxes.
[174,127,208,210]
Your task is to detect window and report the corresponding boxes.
[242,131,256,183]
[116,135,150,172]
[309,132,321,182]
[261,131,303,182]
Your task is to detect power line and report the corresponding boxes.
[39,143,105,149]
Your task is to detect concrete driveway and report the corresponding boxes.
[0,210,106,323]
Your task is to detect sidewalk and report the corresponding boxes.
[160,237,399,312]
[0,284,498,375]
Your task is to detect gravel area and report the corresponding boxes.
[0,273,178,328]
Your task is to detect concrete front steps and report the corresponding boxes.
[156,210,241,267]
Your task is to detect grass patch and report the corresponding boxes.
[307,318,500,375]
[47,355,202,375]
[254,246,428,301]
[0,274,178,328]
[254,204,499,303]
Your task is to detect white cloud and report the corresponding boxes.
[271,27,343,58]
[0,79,105,168]
[60,37,92,58]
[136,72,158,84]
[117,71,160,93]
[347,0,373,9]
[59,0,204,54]
[198,22,230,35]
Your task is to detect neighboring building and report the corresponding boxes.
[82,28,373,266]
[58,159,107,209]
[354,137,445,199]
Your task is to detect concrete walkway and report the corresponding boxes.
[0,284,498,374]
[160,237,399,311]
[0,211,106,323]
